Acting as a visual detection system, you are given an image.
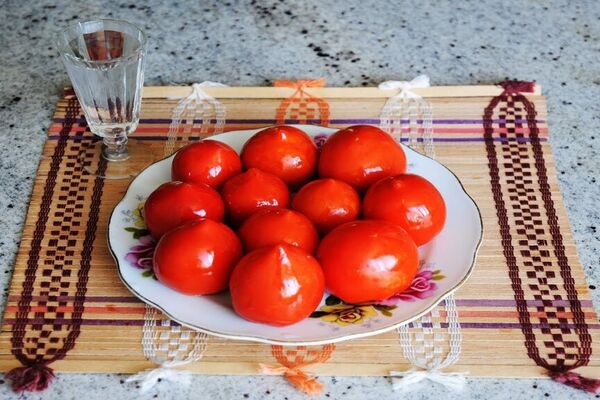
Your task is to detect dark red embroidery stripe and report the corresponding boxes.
[10,97,107,369]
[483,86,591,373]
[524,94,591,369]
[60,156,107,358]
[483,94,546,368]
[11,97,78,366]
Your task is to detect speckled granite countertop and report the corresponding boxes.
[1,0,599,399]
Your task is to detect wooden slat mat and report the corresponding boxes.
[1,84,598,379]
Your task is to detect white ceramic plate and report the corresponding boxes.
[108,125,482,345]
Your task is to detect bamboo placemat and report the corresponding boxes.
[1,83,598,382]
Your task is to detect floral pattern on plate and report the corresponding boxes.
[123,201,157,278]
[310,263,445,326]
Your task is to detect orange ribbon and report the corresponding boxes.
[273,78,330,126]
[260,344,335,395]
[273,78,326,89]
[258,363,324,395]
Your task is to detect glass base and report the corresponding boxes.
[78,139,156,180]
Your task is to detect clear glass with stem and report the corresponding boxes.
[56,19,154,179]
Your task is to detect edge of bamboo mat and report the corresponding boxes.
[0,359,597,378]
[140,84,542,99]
[10,84,599,380]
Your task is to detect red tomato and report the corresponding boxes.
[238,208,319,253]
[363,174,447,246]
[220,168,290,225]
[317,220,419,304]
[171,140,242,189]
[153,219,242,295]
[318,125,407,192]
[229,243,325,326]
[292,178,361,234]
[241,125,318,188]
[144,181,224,238]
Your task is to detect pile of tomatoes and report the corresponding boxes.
[144,125,446,326]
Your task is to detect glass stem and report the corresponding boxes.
[102,128,130,161]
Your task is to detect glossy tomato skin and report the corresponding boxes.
[220,168,290,225]
[237,208,319,253]
[241,125,318,188]
[153,219,243,295]
[317,220,419,304]
[363,174,446,246]
[229,243,325,326]
[144,181,225,238]
[318,125,407,192]
[171,140,242,189]
[292,178,361,235]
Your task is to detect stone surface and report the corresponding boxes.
[1,0,599,399]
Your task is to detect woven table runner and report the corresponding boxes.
[1,83,598,389]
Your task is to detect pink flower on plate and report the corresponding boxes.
[125,235,157,270]
[379,269,444,305]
